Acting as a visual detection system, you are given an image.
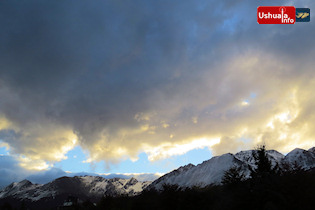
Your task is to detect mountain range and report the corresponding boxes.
[148,147,315,190]
[0,147,314,208]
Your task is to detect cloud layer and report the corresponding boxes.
[0,0,315,169]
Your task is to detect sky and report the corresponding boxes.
[0,0,315,188]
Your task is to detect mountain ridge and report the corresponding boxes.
[147,147,315,191]
[0,146,314,206]
[0,175,151,203]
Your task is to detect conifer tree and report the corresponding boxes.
[221,166,245,185]
[250,144,277,179]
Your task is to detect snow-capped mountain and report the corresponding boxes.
[147,147,315,190]
[282,148,315,170]
[234,149,284,168]
[147,153,250,190]
[0,180,42,201]
[0,176,151,202]
[1,147,314,204]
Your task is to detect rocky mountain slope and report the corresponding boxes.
[147,147,315,190]
[0,176,151,203]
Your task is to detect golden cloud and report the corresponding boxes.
[52,50,315,165]
[1,51,315,169]
[0,119,77,170]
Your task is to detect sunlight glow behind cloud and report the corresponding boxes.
[0,0,314,172]
[143,137,220,161]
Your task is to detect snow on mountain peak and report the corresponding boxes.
[0,176,151,202]
[235,150,256,166]
[283,148,315,170]
[147,147,314,191]
[148,153,249,190]
[234,149,284,167]
[0,179,43,201]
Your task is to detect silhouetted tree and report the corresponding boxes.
[221,166,245,185]
[250,144,277,179]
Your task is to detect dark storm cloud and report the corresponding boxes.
[1,0,211,125]
[0,0,315,166]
